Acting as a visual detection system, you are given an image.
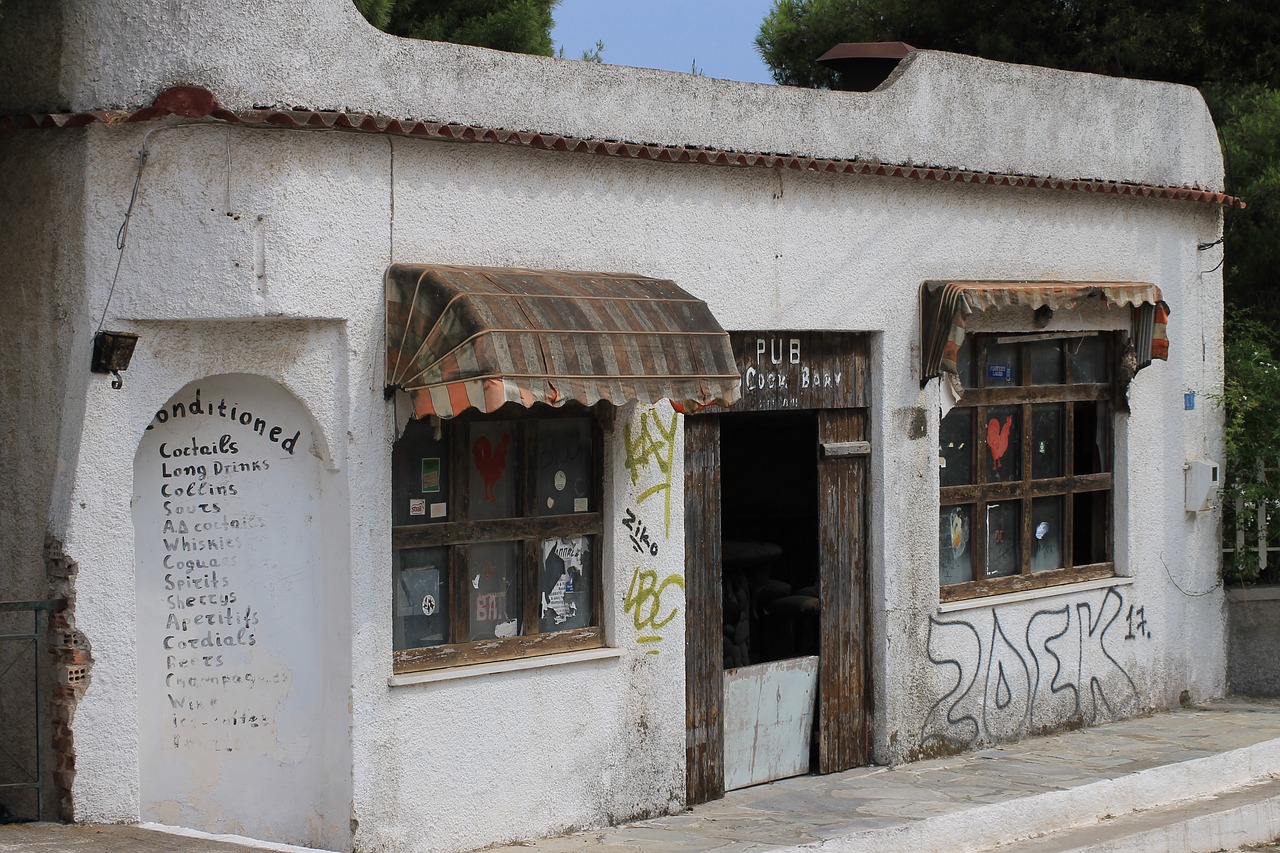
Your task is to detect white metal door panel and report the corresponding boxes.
[723,655,819,791]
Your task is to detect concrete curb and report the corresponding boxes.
[773,735,1280,852]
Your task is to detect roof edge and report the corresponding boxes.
[0,86,1244,210]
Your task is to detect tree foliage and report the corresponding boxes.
[756,0,1280,92]
[356,0,561,56]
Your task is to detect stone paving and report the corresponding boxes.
[2,698,1280,853]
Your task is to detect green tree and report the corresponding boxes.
[356,0,561,56]
[756,0,1280,93]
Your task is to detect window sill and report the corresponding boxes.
[938,574,1133,613]
[388,646,623,687]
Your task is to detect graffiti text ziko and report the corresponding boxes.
[919,586,1146,753]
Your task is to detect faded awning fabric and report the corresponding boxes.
[920,281,1169,381]
[386,264,741,418]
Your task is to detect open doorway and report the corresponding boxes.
[720,411,821,669]
[684,331,871,805]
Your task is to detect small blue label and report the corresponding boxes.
[987,364,1012,380]
[1184,392,1195,410]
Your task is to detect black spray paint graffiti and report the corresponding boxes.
[919,586,1147,752]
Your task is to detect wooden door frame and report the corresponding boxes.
[684,407,869,805]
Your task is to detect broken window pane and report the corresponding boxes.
[1073,491,1109,565]
[1072,401,1110,474]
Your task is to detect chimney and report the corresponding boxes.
[816,41,916,91]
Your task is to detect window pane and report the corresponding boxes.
[939,409,974,486]
[982,406,1021,482]
[1031,404,1064,479]
[1073,492,1109,565]
[538,536,593,632]
[955,338,975,389]
[984,502,1020,578]
[939,505,973,585]
[1031,496,1064,572]
[1070,335,1108,383]
[983,341,1019,387]
[468,421,519,520]
[392,418,450,526]
[394,547,450,650]
[468,541,521,640]
[1072,401,1110,474]
[1029,339,1065,385]
[535,419,593,516]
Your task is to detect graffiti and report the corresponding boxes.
[621,508,659,556]
[1124,605,1151,640]
[919,586,1146,752]
[623,568,685,655]
[624,410,678,536]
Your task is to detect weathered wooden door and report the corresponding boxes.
[685,415,723,805]
[816,409,870,773]
[685,331,871,804]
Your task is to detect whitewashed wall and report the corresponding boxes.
[0,3,1226,849]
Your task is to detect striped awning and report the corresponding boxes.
[386,264,741,418]
[920,281,1169,381]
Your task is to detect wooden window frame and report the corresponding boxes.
[939,332,1117,602]
[392,403,606,674]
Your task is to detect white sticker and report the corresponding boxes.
[409,499,426,516]
[574,498,589,512]
[421,594,437,616]
[430,502,447,518]
[494,619,518,638]
[547,497,555,509]
[1035,521,1050,540]
[938,456,947,468]
[472,574,480,589]
[554,470,567,491]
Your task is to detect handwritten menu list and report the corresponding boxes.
[141,388,302,753]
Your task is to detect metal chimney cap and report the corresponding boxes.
[816,41,916,65]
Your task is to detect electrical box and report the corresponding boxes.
[1184,459,1220,512]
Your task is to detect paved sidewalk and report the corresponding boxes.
[485,697,1280,852]
[3,699,1280,853]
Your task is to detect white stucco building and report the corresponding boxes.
[0,1,1231,851]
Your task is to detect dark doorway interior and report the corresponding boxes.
[719,411,821,669]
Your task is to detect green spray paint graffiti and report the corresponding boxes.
[624,567,685,655]
[624,410,678,536]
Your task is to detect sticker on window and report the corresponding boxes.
[409,498,426,516]
[421,458,441,493]
[987,364,1012,380]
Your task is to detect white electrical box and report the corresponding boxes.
[1185,459,1220,512]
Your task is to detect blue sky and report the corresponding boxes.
[551,0,778,84]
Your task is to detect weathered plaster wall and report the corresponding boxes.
[40,116,1225,850]
[1,0,1222,192]
[1,1,1228,847]
[0,130,94,821]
